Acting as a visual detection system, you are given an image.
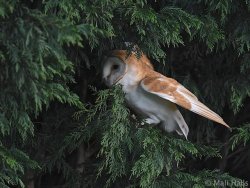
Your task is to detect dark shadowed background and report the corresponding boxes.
[0,0,249,187]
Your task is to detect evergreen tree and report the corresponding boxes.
[0,0,249,187]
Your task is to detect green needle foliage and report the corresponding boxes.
[0,0,249,187]
[75,86,243,188]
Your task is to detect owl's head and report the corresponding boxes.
[102,56,126,87]
[102,50,153,87]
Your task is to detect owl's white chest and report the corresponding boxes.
[117,66,174,122]
[124,84,173,121]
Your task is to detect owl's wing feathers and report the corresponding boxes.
[141,76,230,128]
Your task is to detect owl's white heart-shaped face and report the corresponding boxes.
[102,57,126,87]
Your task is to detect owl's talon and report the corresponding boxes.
[144,117,160,125]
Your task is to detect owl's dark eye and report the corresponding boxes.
[112,64,119,70]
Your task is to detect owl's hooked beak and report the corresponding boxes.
[103,74,125,87]
[103,76,112,87]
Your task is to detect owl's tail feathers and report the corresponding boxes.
[174,110,189,139]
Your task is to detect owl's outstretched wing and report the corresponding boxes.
[141,75,230,128]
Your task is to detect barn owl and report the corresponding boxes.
[102,50,230,138]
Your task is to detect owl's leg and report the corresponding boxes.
[160,118,177,133]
